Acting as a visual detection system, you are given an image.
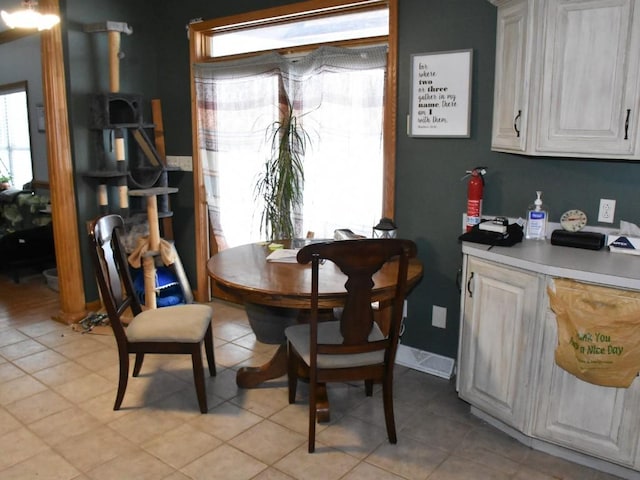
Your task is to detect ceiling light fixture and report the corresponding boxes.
[1,0,60,31]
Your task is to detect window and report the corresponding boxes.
[195,45,386,246]
[206,7,389,58]
[190,0,398,297]
[0,81,33,189]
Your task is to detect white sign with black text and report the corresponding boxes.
[409,49,473,138]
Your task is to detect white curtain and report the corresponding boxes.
[194,45,386,247]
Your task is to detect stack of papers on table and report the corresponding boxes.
[266,249,300,263]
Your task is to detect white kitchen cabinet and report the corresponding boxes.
[458,257,542,431]
[490,0,536,151]
[459,240,640,478]
[533,294,640,467]
[489,0,640,159]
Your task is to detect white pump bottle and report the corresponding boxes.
[525,191,548,240]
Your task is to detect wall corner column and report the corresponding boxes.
[40,0,87,324]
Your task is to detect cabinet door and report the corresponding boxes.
[491,0,532,151]
[537,0,640,156]
[458,257,541,431]
[533,303,640,466]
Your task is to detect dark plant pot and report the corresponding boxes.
[245,303,299,344]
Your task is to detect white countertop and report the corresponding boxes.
[462,240,640,290]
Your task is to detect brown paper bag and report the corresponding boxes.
[548,278,640,388]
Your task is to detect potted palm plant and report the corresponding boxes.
[249,98,310,343]
[254,97,309,241]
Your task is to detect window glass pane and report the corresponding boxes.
[301,67,384,238]
[0,86,32,189]
[209,8,389,58]
[196,4,391,248]
[197,51,385,246]
[202,74,280,247]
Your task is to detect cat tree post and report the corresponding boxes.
[129,187,177,309]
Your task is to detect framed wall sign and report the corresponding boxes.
[409,49,473,138]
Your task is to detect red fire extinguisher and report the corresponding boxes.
[465,167,487,232]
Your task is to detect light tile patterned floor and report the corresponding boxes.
[0,274,625,479]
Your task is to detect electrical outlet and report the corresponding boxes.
[598,198,616,223]
[432,305,447,329]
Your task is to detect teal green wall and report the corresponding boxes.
[395,0,499,356]
[6,0,639,358]
[153,0,640,358]
[62,0,163,301]
[150,0,305,288]
[394,0,640,357]
[61,0,303,302]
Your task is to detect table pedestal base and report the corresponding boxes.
[237,305,337,423]
[236,344,288,388]
[244,303,298,345]
[236,343,331,423]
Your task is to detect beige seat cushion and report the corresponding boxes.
[126,304,212,343]
[285,320,385,369]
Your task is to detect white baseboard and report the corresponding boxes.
[395,344,455,379]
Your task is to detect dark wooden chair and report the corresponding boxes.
[285,238,417,452]
[88,214,215,413]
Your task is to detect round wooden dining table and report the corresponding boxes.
[207,240,423,419]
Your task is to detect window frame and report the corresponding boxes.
[189,0,398,302]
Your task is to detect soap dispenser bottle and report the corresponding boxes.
[525,191,548,240]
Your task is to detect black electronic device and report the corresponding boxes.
[459,221,523,247]
[550,230,605,251]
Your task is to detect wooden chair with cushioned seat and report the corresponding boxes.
[285,238,417,452]
[88,214,215,413]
